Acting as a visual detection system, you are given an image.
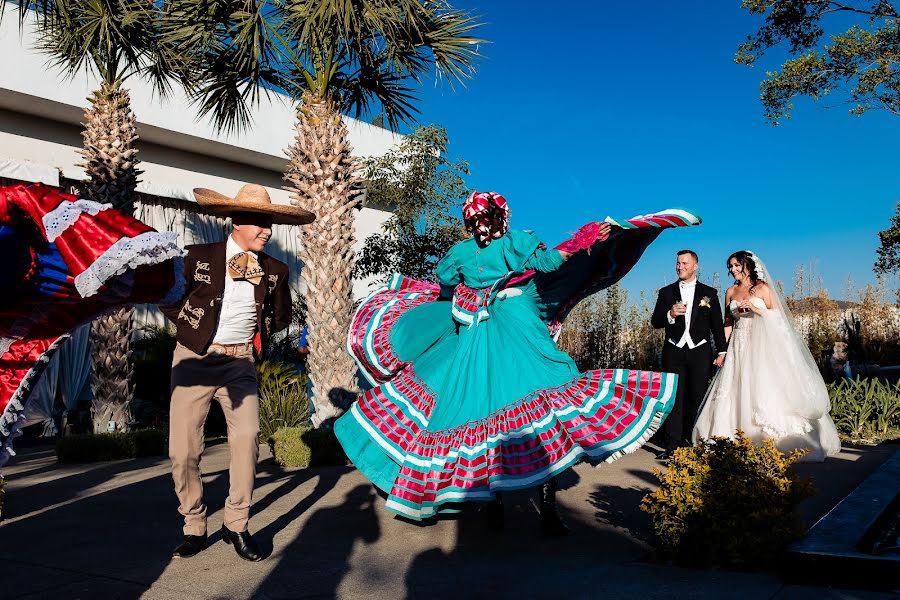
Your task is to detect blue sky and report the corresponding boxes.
[399,1,899,301]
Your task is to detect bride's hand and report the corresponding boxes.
[740,298,763,315]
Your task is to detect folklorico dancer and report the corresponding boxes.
[160,184,314,561]
[337,191,701,534]
[0,183,184,467]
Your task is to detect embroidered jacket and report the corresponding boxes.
[160,241,291,355]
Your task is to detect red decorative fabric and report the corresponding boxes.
[556,221,610,254]
[347,274,441,385]
[7,183,153,279]
[0,183,183,444]
[463,191,510,244]
[55,212,152,280]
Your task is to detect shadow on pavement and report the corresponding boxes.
[402,490,647,600]
[252,483,381,599]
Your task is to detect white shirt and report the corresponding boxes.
[667,278,704,349]
[666,278,726,354]
[212,236,258,345]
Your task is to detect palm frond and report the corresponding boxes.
[13,0,180,89]
[168,0,484,132]
[159,0,290,132]
[279,0,483,127]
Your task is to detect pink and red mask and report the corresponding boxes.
[463,191,510,245]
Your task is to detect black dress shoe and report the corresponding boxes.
[655,449,674,460]
[221,525,263,562]
[485,495,505,533]
[172,534,207,558]
[539,479,571,537]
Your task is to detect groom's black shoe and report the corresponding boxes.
[172,534,207,558]
[221,525,263,562]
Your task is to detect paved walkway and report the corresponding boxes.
[0,440,896,599]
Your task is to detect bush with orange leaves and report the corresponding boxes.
[641,431,814,567]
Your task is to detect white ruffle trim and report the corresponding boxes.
[42,198,112,242]
[73,231,185,298]
[0,334,69,468]
[754,410,814,439]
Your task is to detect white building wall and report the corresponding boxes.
[0,16,397,300]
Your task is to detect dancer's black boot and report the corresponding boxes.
[486,493,505,533]
[538,478,570,537]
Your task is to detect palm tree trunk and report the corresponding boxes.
[90,307,136,432]
[80,80,142,433]
[284,95,360,426]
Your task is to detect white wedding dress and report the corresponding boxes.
[692,285,841,462]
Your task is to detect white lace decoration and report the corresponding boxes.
[42,199,112,242]
[0,334,70,467]
[0,337,12,356]
[754,410,814,438]
[74,231,184,298]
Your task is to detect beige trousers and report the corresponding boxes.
[169,343,259,536]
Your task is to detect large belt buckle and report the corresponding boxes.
[209,345,225,356]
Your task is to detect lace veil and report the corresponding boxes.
[748,252,831,421]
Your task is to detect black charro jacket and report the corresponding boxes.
[160,241,291,355]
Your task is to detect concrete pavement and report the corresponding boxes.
[0,440,896,599]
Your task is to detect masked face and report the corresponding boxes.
[464,192,509,245]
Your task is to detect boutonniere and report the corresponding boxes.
[699,296,711,308]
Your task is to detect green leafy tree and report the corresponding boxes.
[354,124,469,283]
[162,1,483,423]
[3,1,181,433]
[875,202,899,276]
[737,0,900,124]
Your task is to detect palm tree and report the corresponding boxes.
[4,1,179,432]
[163,0,482,423]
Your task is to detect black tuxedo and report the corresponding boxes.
[651,280,727,448]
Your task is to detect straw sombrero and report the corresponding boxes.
[193,184,315,225]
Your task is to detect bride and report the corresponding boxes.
[692,250,841,461]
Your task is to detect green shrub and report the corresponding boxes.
[257,360,310,442]
[132,325,177,427]
[55,429,167,463]
[270,426,348,468]
[641,431,814,567]
[56,432,137,463]
[131,428,168,457]
[828,378,900,441]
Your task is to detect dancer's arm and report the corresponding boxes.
[520,222,610,273]
[436,246,461,299]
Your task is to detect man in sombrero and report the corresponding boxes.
[160,184,314,561]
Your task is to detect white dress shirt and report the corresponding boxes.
[212,236,258,345]
[667,278,705,348]
[666,278,726,355]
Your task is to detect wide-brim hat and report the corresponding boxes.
[193,184,316,225]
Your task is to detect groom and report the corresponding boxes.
[651,250,727,457]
